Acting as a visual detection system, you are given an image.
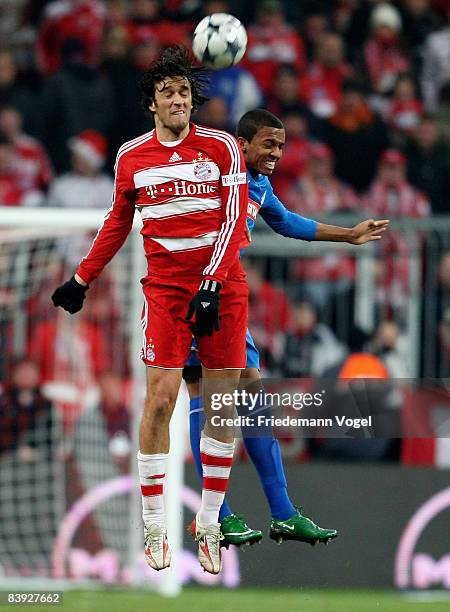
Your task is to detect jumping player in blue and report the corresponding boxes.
[184,109,389,547]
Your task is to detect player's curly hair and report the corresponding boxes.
[140,45,209,113]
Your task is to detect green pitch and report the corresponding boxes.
[24,587,450,612]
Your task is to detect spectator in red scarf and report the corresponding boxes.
[366,149,430,313]
[384,73,423,146]
[364,3,411,96]
[0,106,53,194]
[299,32,352,119]
[242,0,306,95]
[366,149,430,218]
[285,142,359,216]
[0,131,42,206]
[36,0,106,75]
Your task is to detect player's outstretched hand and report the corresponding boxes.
[349,219,390,245]
[186,279,221,337]
[51,275,88,314]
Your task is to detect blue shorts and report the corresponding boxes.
[186,328,260,370]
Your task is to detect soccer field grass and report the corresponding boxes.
[27,587,450,612]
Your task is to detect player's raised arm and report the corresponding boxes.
[202,134,248,284]
[52,148,136,313]
[313,218,390,243]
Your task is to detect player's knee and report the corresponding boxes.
[144,393,174,425]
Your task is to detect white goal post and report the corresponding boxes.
[0,206,185,595]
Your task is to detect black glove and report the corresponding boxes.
[186,279,221,337]
[51,275,88,314]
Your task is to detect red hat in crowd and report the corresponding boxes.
[309,142,334,160]
[379,149,406,166]
[68,129,107,169]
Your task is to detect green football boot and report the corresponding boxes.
[269,507,337,546]
[220,514,263,548]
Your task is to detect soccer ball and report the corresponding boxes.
[192,13,247,69]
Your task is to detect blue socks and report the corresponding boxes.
[189,395,296,520]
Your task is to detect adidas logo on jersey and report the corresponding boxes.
[169,151,182,162]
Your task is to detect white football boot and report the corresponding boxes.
[191,515,224,574]
[144,523,171,570]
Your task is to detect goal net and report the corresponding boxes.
[0,207,184,594]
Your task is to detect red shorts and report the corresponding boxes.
[140,277,248,369]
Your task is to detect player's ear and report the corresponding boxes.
[237,136,248,153]
[148,99,156,113]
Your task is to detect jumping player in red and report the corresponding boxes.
[51,46,248,575]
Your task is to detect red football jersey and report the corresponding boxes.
[77,123,248,286]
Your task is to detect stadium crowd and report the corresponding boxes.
[1,0,450,466]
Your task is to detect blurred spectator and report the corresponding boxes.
[299,32,352,119]
[29,303,112,387]
[38,38,116,173]
[101,24,130,63]
[364,3,410,96]
[405,114,450,213]
[0,130,43,206]
[281,299,347,377]
[47,130,113,208]
[0,358,56,458]
[196,97,233,132]
[267,64,321,137]
[104,35,160,154]
[285,142,359,216]
[326,78,388,191]
[0,49,38,135]
[299,6,331,61]
[367,149,430,314]
[366,148,430,217]
[242,0,306,95]
[245,258,292,370]
[369,319,411,377]
[125,0,191,48]
[0,105,53,194]
[345,0,387,60]
[36,0,107,75]
[384,73,423,145]
[205,65,263,128]
[421,5,450,112]
[398,0,442,68]
[269,110,311,201]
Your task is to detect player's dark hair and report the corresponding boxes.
[140,45,208,113]
[236,109,284,142]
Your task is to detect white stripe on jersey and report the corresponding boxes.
[151,231,219,252]
[140,197,221,220]
[80,131,154,267]
[134,161,220,188]
[196,127,240,277]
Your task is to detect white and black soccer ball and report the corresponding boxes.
[192,13,247,69]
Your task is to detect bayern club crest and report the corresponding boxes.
[193,161,212,181]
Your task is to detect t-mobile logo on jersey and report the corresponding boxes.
[145,181,217,199]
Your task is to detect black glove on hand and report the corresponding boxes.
[51,275,88,314]
[186,279,221,337]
